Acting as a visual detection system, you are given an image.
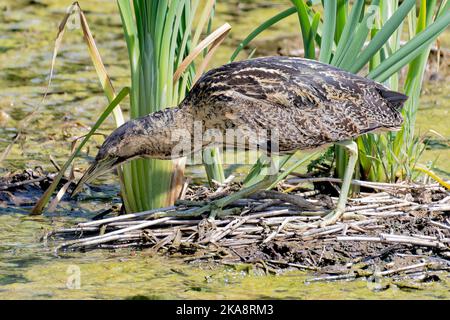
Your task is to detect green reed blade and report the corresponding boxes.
[338,0,380,70]
[319,0,337,63]
[230,7,297,62]
[350,0,416,73]
[331,0,364,66]
[368,8,450,81]
[335,0,347,43]
[32,88,130,214]
[291,0,315,59]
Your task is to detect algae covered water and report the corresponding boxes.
[0,0,449,299]
[2,213,450,300]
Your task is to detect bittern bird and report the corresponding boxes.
[73,56,408,226]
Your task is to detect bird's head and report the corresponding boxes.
[71,108,188,196]
[71,119,149,196]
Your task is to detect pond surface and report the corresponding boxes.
[0,0,449,299]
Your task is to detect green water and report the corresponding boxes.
[0,0,449,299]
[2,213,449,300]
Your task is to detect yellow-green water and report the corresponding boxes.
[2,214,449,300]
[0,0,449,299]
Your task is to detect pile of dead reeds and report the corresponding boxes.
[47,178,450,263]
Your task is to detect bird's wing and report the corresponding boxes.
[189,57,370,108]
[183,57,405,150]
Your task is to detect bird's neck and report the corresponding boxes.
[134,106,195,160]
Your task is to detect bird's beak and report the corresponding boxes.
[71,156,119,197]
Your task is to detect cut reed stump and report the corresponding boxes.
[46,179,450,279]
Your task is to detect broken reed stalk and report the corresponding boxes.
[48,181,450,269]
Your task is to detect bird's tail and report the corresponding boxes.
[377,87,409,111]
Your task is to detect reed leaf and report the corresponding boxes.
[243,155,291,188]
[29,2,130,213]
[291,0,315,59]
[338,0,380,70]
[31,88,130,215]
[335,0,347,43]
[368,8,450,81]
[350,0,416,73]
[331,0,364,66]
[230,6,297,62]
[174,23,231,83]
[319,0,337,63]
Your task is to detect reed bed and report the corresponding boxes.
[24,0,449,216]
[46,175,450,279]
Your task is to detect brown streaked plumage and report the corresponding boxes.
[73,56,408,225]
[182,56,406,152]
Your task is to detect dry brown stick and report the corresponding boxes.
[49,155,62,172]
[428,205,450,212]
[150,226,198,234]
[232,234,264,240]
[349,224,366,233]
[337,234,447,249]
[242,208,291,219]
[253,208,328,218]
[59,217,173,248]
[267,260,319,271]
[411,234,439,240]
[209,218,249,243]
[287,178,442,192]
[219,239,260,247]
[179,178,191,200]
[78,206,177,227]
[0,176,50,190]
[350,198,394,205]
[358,211,407,217]
[380,233,447,246]
[263,217,293,243]
[248,199,283,213]
[232,226,264,233]
[376,202,413,211]
[347,200,415,213]
[301,224,345,237]
[255,190,320,210]
[302,219,378,238]
[355,192,391,200]
[345,203,382,212]
[58,234,141,250]
[307,273,356,282]
[378,262,429,276]
[429,220,450,230]
[152,232,177,252]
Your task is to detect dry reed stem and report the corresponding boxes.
[47,181,450,280]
